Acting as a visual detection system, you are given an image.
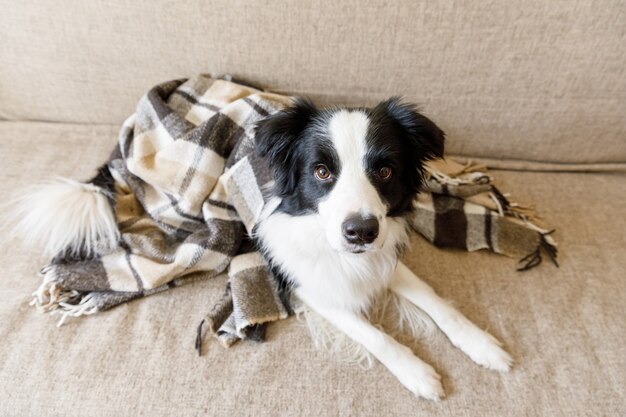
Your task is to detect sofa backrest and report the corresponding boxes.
[1,0,624,165]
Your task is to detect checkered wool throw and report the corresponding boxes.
[28,75,557,348]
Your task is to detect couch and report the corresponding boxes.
[1,1,624,416]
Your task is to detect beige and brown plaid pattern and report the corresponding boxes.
[414,159,558,270]
[33,75,291,345]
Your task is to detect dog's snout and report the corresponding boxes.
[342,215,379,245]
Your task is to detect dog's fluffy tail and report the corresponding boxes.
[6,178,119,258]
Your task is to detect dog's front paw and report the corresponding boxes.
[470,334,513,372]
[452,324,513,372]
[392,354,445,401]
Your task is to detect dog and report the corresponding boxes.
[254,97,512,400]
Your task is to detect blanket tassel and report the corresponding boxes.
[30,265,99,326]
[518,230,559,271]
[31,266,80,312]
[490,185,512,212]
[195,319,206,356]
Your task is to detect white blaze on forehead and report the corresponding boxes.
[319,110,388,251]
[328,110,369,169]
[325,110,385,214]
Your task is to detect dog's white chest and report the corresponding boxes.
[256,210,402,312]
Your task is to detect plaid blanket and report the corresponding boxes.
[24,75,557,349]
[416,159,558,270]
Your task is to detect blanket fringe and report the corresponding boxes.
[56,294,99,327]
[489,185,511,216]
[427,160,546,225]
[518,230,559,271]
[427,161,560,272]
[30,265,99,326]
[428,168,492,187]
[195,319,206,355]
[30,265,79,312]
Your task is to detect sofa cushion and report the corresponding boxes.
[1,1,625,164]
[1,121,624,416]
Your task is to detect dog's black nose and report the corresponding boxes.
[342,215,379,245]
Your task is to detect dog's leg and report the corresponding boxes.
[298,294,445,401]
[390,262,513,372]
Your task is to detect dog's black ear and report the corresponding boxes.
[255,98,317,196]
[375,96,445,161]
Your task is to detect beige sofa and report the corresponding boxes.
[1,1,624,416]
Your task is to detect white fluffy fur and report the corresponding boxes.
[7,177,119,257]
[256,110,512,401]
[257,199,409,312]
[295,290,436,368]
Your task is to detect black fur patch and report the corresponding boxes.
[365,97,445,216]
[255,99,341,215]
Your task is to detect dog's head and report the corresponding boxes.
[255,97,444,254]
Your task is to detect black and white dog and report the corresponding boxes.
[254,98,512,400]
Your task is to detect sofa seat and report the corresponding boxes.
[1,121,624,416]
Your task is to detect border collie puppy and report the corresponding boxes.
[254,98,512,400]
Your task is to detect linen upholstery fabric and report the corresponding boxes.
[1,0,625,415]
[1,0,625,165]
[1,124,625,416]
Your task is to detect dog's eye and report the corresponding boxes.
[314,165,332,181]
[378,166,393,181]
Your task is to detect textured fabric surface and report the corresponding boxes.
[23,76,293,345]
[454,156,626,173]
[1,0,625,164]
[414,163,559,267]
[1,123,625,416]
